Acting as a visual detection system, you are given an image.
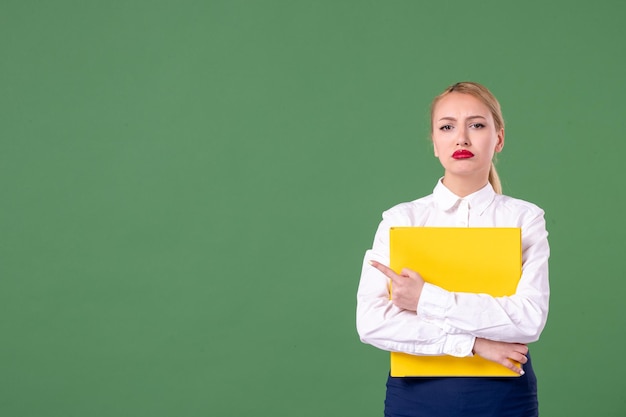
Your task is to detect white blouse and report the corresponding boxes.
[356,180,550,357]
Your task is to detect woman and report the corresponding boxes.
[356,82,550,417]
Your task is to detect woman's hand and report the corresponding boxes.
[368,260,425,311]
[472,338,528,375]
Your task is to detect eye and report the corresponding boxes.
[470,123,485,129]
[439,124,453,131]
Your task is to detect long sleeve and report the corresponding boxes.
[356,180,550,357]
[356,216,475,357]
[417,211,550,343]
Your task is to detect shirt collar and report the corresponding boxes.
[433,178,496,215]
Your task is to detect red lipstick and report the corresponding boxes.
[452,150,474,159]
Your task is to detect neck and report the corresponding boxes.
[441,173,489,198]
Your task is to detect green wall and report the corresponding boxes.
[2,1,625,416]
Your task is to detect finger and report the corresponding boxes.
[400,267,417,278]
[368,260,401,282]
[511,352,528,365]
[401,268,423,281]
[510,343,528,353]
[504,359,525,376]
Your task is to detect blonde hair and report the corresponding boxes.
[430,82,504,194]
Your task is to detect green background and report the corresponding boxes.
[2,1,624,416]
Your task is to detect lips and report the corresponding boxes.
[452,150,474,159]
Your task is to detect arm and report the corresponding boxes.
[418,212,550,343]
[356,219,475,358]
[363,256,529,374]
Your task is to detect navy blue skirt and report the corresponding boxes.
[385,355,538,417]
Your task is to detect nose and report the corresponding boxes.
[456,126,470,146]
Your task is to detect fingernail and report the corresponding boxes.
[368,260,375,266]
[520,370,525,376]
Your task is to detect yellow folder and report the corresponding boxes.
[389,227,522,377]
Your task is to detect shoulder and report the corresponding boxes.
[381,194,435,226]
[494,193,546,220]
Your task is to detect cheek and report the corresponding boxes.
[432,136,443,157]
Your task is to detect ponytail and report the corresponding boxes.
[488,162,502,194]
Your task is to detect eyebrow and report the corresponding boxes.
[437,115,488,122]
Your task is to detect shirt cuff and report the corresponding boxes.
[442,333,475,357]
[417,282,453,321]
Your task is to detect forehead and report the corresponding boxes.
[433,92,492,119]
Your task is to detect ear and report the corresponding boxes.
[494,128,505,153]
[432,136,439,157]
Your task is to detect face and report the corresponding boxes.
[431,92,504,180]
